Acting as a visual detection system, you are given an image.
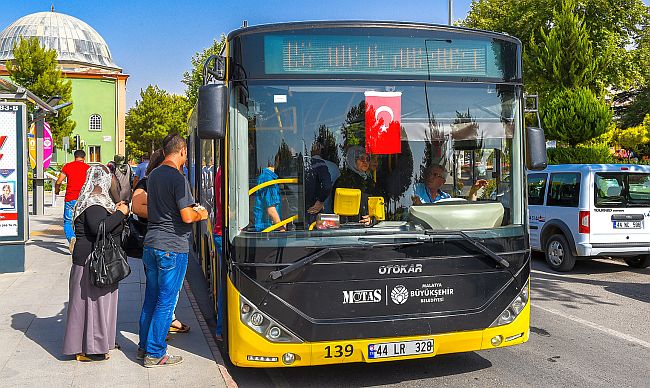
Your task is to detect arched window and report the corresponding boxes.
[89,114,102,131]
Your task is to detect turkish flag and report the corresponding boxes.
[365,92,402,154]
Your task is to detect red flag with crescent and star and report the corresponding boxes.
[364,91,402,155]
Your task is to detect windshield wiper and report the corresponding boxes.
[269,248,332,280]
[269,235,425,280]
[425,230,510,268]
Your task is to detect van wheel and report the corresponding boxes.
[624,255,650,269]
[545,234,576,272]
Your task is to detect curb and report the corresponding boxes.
[184,280,238,388]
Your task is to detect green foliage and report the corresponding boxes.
[542,87,612,146]
[618,122,649,154]
[125,85,191,159]
[524,0,602,96]
[462,0,649,90]
[181,36,226,107]
[619,89,650,129]
[547,145,616,164]
[6,37,75,147]
[313,125,341,166]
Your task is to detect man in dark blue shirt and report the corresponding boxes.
[138,134,208,367]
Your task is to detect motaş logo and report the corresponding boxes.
[342,289,382,304]
[378,263,422,275]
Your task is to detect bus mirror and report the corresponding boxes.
[198,83,227,139]
[526,127,547,170]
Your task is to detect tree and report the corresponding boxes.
[6,36,74,147]
[181,36,226,107]
[524,0,602,97]
[542,87,612,146]
[125,85,191,158]
[618,121,649,158]
[462,0,649,90]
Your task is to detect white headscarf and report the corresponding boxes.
[345,146,370,178]
[73,165,117,221]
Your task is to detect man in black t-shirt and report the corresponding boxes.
[137,134,208,367]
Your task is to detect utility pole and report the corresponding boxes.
[448,0,453,26]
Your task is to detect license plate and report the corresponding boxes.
[613,221,642,229]
[368,339,434,359]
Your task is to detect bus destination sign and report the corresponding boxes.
[264,35,502,78]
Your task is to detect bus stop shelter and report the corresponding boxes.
[0,78,67,273]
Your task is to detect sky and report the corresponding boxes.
[0,1,647,109]
[0,0,476,108]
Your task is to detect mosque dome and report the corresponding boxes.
[0,11,120,71]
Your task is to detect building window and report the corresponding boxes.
[89,114,102,131]
[88,146,101,163]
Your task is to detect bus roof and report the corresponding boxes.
[534,164,650,174]
[226,20,522,46]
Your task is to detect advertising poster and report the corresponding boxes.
[0,107,20,237]
[28,121,52,169]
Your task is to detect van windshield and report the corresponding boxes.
[595,173,650,207]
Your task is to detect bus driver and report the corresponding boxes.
[412,165,487,204]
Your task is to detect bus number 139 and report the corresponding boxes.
[324,344,354,358]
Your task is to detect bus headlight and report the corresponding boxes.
[239,295,303,343]
[490,280,530,327]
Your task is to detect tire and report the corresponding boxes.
[625,255,650,269]
[545,234,576,272]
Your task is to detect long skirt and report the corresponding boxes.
[62,263,119,355]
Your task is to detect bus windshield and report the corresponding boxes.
[229,81,522,239]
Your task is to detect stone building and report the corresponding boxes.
[0,10,128,165]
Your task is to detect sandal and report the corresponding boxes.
[76,353,110,362]
[168,319,190,333]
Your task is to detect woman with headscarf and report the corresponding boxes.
[331,146,378,225]
[62,165,129,361]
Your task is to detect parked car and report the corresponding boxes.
[527,164,650,271]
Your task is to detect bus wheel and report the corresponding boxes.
[625,255,650,269]
[545,234,576,272]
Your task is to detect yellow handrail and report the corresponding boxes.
[308,221,317,231]
[262,215,298,233]
[248,178,298,196]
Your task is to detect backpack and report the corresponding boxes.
[113,165,133,202]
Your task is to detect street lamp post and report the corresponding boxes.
[448,0,453,26]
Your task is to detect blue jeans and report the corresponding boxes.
[63,200,76,242]
[138,246,188,358]
[213,235,223,336]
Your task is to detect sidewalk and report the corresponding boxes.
[0,199,228,388]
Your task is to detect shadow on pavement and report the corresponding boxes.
[532,260,650,305]
[28,239,69,256]
[260,352,492,387]
[532,252,649,275]
[11,304,137,364]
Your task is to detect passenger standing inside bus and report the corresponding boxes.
[332,146,377,225]
[252,151,283,231]
[138,134,208,367]
[305,142,333,225]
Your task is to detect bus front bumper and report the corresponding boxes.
[227,282,530,368]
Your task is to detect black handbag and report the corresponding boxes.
[122,214,147,258]
[89,220,131,287]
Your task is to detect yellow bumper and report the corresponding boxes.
[227,279,530,368]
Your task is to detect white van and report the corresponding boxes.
[527,164,650,271]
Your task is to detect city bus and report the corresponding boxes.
[188,21,547,367]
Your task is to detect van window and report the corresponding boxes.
[595,172,650,207]
[547,173,580,207]
[527,174,547,205]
